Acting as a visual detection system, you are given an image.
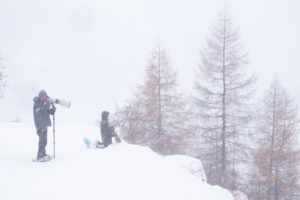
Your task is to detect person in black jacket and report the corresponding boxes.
[100,111,113,147]
[33,90,56,160]
[94,111,121,148]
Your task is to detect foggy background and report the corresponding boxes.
[0,0,299,125]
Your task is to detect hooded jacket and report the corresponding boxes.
[33,97,53,129]
[101,111,113,145]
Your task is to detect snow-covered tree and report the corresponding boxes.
[115,45,195,155]
[0,53,6,98]
[248,78,300,200]
[193,10,256,189]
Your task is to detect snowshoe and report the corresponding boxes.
[32,155,52,162]
[83,138,107,149]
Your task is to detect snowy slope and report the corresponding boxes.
[0,122,234,200]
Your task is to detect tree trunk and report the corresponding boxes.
[158,47,162,137]
[267,84,277,200]
[221,14,227,186]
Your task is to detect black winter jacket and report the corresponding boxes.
[101,111,113,145]
[33,97,54,130]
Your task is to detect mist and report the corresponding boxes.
[0,0,299,124]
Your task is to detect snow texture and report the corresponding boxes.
[0,122,234,200]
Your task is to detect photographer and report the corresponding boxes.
[33,90,56,161]
[99,111,113,148]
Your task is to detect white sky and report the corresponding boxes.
[0,0,299,124]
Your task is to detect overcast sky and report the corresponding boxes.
[0,0,299,124]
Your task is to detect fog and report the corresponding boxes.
[0,0,299,124]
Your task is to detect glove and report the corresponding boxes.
[50,107,56,114]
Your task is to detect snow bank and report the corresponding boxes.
[0,122,234,200]
[232,190,248,200]
[164,155,206,182]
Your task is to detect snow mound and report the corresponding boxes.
[164,154,206,182]
[0,122,234,200]
[232,190,248,200]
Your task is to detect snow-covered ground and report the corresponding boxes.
[0,122,234,200]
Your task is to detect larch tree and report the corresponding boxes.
[248,78,300,200]
[115,45,195,155]
[193,9,256,190]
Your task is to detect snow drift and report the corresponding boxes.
[0,122,234,200]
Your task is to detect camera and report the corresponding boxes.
[49,98,71,108]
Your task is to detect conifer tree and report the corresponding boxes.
[193,10,255,189]
[115,45,195,155]
[249,78,300,200]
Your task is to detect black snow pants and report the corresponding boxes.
[101,133,112,147]
[37,127,48,158]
